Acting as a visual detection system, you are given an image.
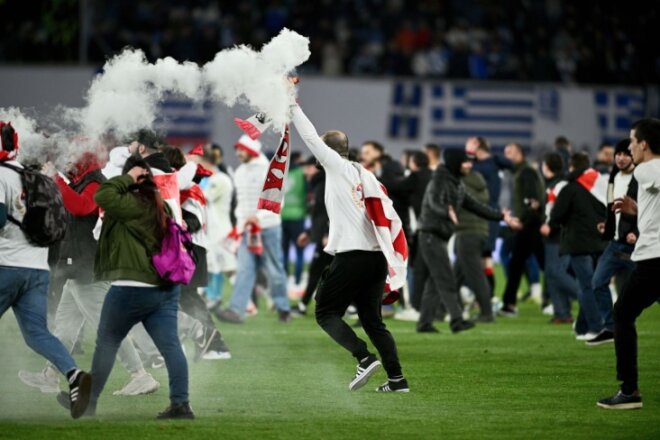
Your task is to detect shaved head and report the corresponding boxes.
[321,130,349,158]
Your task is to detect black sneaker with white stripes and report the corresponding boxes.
[348,355,381,391]
[376,377,410,393]
[56,391,96,417]
[66,369,92,419]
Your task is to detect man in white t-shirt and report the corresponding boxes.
[290,103,408,393]
[588,139,638,347]
[0,121,91,418]
[598,118,660,410]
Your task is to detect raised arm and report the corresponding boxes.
[94,175,146,221]
[290,105,344,173]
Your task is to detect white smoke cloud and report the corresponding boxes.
[203,27,310,128]
[2,28,310,167]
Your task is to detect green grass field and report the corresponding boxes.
[1,287,660,439]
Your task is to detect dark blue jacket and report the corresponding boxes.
[472,155,512,207]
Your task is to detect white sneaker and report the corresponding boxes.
[113,371,160,396]
[460,286,476,307]
[246,301,259,317]
[394,308,420,322]
[18,367,60,393]
[530,283,543,305]
[202,350,232,360]
[491,297,503,314]
[542,304,554,316]
[576,332,599,341]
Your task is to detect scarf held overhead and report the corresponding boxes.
[257,126,291,214]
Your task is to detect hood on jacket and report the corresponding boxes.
[144,152,173,173]
[443,149,469,178]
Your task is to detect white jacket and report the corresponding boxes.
[233,155,281,231]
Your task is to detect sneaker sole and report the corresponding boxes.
[349,361,381,391]
[202,352,232,360]
[377,387,410,393]
[113,379,161,396]
[71,373,92,419]
[586,339,615,346]
[596,401,643,410]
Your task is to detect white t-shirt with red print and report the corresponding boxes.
[291,105,380,255]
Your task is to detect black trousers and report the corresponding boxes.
[614,257,660,393]
[315,250,403,378]
[301,244,334,306]
[455,233,493,318]
[502,224,545,307]
[411,232,429,311]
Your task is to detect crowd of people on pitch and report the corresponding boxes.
[2,114,659,417]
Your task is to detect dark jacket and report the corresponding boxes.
[307,169,328,245]
[456,171,490,237]
[389,168,432,219]
[603,167,638,243]
[543,174,566,244]
[94,175,166,285]
[144,153,173,173]
[511,161,545,226]
[377,158,410,236]
[472,155,512,207]
[548,170,608,256]
[418,166,503,240]
[56,169,106,283]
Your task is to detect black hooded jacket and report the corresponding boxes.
[418,150,503,240]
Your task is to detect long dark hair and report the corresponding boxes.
[122,156,168,240]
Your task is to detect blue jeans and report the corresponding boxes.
[570,255,603,334]
[91,284,188,404]
[544,243,578,319]
[229,226,290,316]
[592,241,636,332]
[0,266,76,374]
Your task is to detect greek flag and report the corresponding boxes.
[429,84,536,151]
[595,89,644,145]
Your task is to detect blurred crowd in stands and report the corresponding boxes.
[2,0,658,85]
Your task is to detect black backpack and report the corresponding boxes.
[0,162,68,247]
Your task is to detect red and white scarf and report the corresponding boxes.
[576,168,608,206]
[233,113,292,215]
[257,126,291,214]
[354,163,408,296]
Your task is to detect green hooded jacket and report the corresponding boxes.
[456,171,490,237]
[93,175,165,285]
